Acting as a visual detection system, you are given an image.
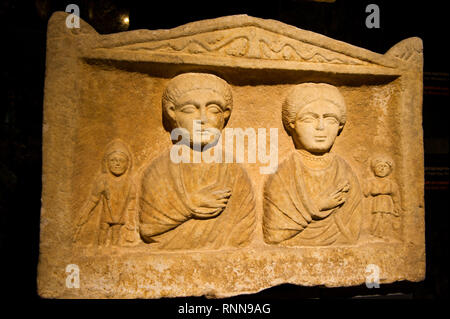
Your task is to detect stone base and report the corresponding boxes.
[38,242,424,298]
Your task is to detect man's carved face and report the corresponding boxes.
[107,151,129,176]
[169,89,230,147]
[290,100,343,154]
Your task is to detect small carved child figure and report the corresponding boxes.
[74,139,137,246]
[365,156,401,241]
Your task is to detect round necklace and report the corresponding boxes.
[297,149,333,169]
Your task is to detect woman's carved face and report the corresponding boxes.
[290,100,343,154]
[107,151,129,176]
[374,162,391,177]
[169,89,230,148]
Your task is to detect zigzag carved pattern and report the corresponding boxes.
[123,36,250,57]
[112,28,368,65]
[259,39,363,65]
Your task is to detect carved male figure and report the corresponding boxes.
[74,139,137,246]
[139,73,256,249]
[365,156,401,240]
[263,83,362,246]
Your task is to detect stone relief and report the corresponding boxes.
[138,73,256,250]
[110,27,367,65]
[263,83,362,246]
[73,139,138,246]
[385,37,423,66]
[364,155,402,241]
[38,13,425,298]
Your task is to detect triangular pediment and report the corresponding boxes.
[108,26,369,66]
[64,14,419,73]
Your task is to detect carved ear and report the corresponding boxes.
[337,123,345,135]
[282,122,295,136]
[167,105,176,120]
[223,109,231,126]
[162,104,177,132]
[166,105,178,129]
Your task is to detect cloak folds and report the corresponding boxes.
[367,178,399,214]
[139,150,256,250]
[263,151,362,246]
[77,174,136,245]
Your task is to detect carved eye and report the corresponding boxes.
[180,105,197,113]
[300,116,316,123]
[325,117,339,125]
[207,104,222,114]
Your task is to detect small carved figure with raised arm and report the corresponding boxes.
[365,156,402,241]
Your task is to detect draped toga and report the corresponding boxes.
[263,151,362,246]
[139,150,256,250]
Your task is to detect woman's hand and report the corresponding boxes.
[312,181,350,219]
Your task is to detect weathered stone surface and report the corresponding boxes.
[38,12,424,298]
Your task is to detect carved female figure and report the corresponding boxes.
[263,83,362,246]
[74,139,137,246]
[139,73,255,250]
[365,156,401,240]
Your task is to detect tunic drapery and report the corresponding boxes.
[263,151,362,246]
[139,150,256,249]
[367,178,399,214]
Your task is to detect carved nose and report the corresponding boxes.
[199,106,208,124]
[316,118,325,130]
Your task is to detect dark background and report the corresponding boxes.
[0,0,448,310]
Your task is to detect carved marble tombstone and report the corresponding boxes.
[38,13,425,298]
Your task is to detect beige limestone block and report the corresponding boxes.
[38,12,424,298]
